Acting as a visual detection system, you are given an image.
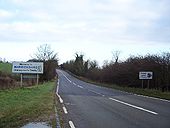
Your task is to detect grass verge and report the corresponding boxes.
[0,81,57,128]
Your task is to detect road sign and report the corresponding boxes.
[139,72,153,80]
[12,62,43,74]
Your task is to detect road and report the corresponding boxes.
[56,69,170,128]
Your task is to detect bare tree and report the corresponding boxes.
[112,50,121,64]
[32,44,58,81]
[34,44,58,61]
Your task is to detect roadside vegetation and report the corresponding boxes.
[0,62,17,89]
[0,62,12,74]
[0,44,60,127]
[61,52,170,99]
[0,81,57,128]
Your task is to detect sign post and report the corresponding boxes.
[139,71,153,88]
[36,74,39,85]
[21,74,23,87]
[12,62,43,87]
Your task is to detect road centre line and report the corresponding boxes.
[77,85,84,89]
[63,106,68,114]
[89,90,102,95]
[109,97,158,115]
[73,82,77,85]
[69,121,76,128]
[60,71,72,83]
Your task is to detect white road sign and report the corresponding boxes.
[139,72,153,80]
[12,62,43,74]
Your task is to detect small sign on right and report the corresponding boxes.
[139,71,153,80]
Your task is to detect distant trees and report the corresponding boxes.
[62,52,170,91]
[30,44,58,81]
[62,53,90,76]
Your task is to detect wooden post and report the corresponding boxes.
[147,80,150,89]
[20,74,23,87]
[142,80,144,89]
[36,74,39,85]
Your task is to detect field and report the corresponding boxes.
[0,81,57,128]
[0,62,12,74]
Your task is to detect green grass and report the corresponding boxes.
[0,62,12,74]
[0,82,57,128]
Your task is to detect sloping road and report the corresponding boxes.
[56,69,170,128]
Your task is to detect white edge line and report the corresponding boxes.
[63,106,68,114]
[56,79,60,94]
[117,89,170,103]
[56,86,59,94]
[69,121,76,128]
[134,94,170,103]
[56,79,64,103]
[109,97,158,115]
[58,95,63,103]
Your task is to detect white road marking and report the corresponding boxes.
[56,86,59,94]
[133,94,170,103]
[57,79,60,86]
[89,90,102,95]
[65,77,72,83]
[79,86,83,89]
[63,106,68,114]
[59,95,63,103]
[109,97,158,115]
[73,83,77,86]
[69,121,76,128]
[57,95,63,103]
[56,79,59,94]
[77,85,84,89]
[56,79,64,103]
[115,89,170,103]
[60,71,72,83]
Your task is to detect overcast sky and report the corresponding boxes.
[0,0,170,65]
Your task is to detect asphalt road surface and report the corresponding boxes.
[56,69,170,128]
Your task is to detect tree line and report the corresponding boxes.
[61,52,170,91]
